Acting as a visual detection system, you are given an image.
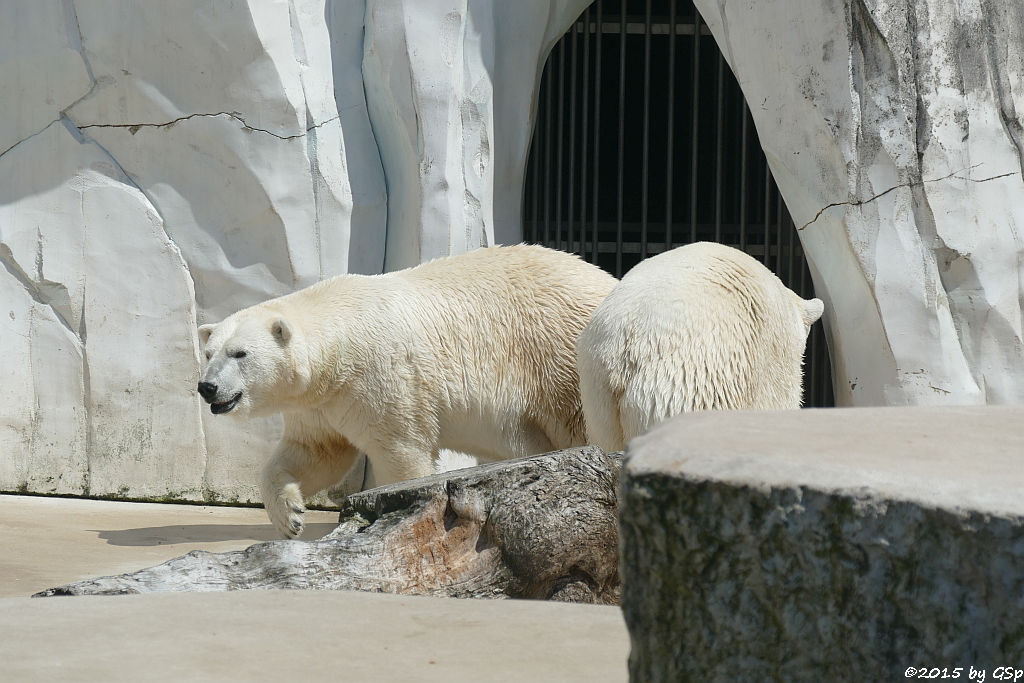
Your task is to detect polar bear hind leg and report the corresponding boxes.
[577,351,626,453]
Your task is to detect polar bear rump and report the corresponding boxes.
[575,242,823,452]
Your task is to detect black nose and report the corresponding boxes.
[197,382,217,401]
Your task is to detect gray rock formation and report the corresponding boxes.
[619,406,1024,679]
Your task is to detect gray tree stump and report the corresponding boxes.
[36,447,621,604]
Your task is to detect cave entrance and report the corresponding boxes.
[522,0,834,407]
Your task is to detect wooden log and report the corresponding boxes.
[36,447,622,604]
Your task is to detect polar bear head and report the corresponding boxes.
[196,308,310,418]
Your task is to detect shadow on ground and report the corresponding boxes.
[90,523,338,546]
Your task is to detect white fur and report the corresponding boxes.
[434,449,479,474]
[576,242,824,452]
[199,244,617,537]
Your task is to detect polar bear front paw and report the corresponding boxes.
[264,482,306,538]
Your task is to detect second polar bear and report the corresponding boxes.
[575,242,824,452]
[197,244,617,537]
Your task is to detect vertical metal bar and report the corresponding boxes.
[809,321,820,407]
[799,250,809,298]
[567,20,579,254]
[556,41,566,250]
[775,180,783,275]
[776,200,786,278]
[579,7,590,258]
[739,102,748,252]
[714,52,724,243]
[762,167,771,266]
[811,264,824,406]
[530,92,540,243]
[589,0,602,264]
[819,273,828,406]
[616,0,627,276]
[591,0,603,264]
[523,119,531,241]
[823,338,833,405]
[544,53,553,245]
[665,0,677,252]
[639,0,652,260]
[799,260,810,406]
[787,214,796,286]
[689,10,702,243]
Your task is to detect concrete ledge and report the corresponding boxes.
[0,495,628,681]
[0,590,627,682]
[619,406,1024,680]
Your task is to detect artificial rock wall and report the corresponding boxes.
[4,0,1024,501]
[693,0,1024,406]
[0,0,585,501]
[1,0,376,501]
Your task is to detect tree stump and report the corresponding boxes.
[36,447,622,604]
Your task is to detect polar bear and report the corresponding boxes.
[197,244,617,537]
[575,242,824,452]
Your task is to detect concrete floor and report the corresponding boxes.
[0,494,629,682]
[0,494,341,598]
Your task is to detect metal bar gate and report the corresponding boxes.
[522,0,834,407]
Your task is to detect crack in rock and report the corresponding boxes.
[64,0,95,81]
[0,124,61,162]
[0,82,99,163]
[799,167,1017,230]
[77,112,341,140]
[0,243,79,342]
[0,83,101,162]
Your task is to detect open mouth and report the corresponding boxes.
[210,392,242,415]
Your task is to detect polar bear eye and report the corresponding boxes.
[230,350,247,359]
[205,351,211,361]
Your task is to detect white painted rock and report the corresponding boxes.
[0,120,203,498]
[0,0,383,501]
[362,0,590,268]
[694,0,1024,405]
[0,0,585,502]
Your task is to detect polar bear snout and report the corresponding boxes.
[197,381,217,401]
[197,380,243,415]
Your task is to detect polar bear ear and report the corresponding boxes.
[198,324,215,345]
[802,298,825,326]
[271,318,293,344]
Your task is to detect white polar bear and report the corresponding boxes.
[197,244,617,537]
[575,242,824,452]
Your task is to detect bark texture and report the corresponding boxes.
[36,447,621,604]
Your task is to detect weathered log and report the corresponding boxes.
[35,447,622,604]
